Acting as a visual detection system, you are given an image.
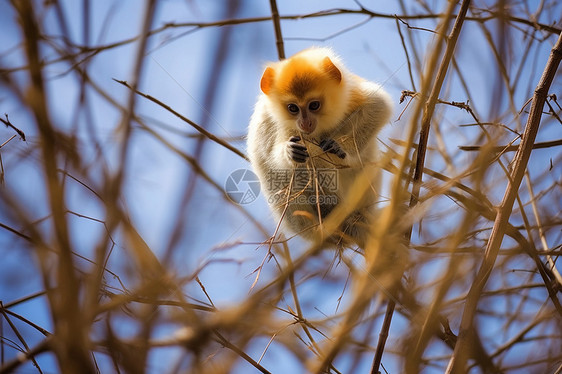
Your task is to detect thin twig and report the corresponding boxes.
[213,330,272,374]
[0,114,26,142]
[113,79,247,160]
[0,337,51,373]
[525,172,562,286]
[395,18,417,91]
[0,302,44,373]
[269,0,285,60]
[459,138,562,151]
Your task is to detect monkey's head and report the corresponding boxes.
[260,48,350,135]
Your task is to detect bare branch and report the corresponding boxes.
[446,30,562,374]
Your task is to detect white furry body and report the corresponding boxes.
[247,48,393,246]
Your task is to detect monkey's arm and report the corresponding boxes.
[287,136,309,163]
[319,138,347,159]
[248,103,309,182]
[329,82,393,163]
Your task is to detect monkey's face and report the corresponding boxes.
[265,87,345,136]
[278,84,346,135]
[286,97,322,134]
[260,55,347,136]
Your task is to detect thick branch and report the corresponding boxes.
[372,1,472,373]
[446,31,562,374]
[269,0,285,60]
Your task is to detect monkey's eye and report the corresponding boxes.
[308,101,321,111]
[287,103,299,114]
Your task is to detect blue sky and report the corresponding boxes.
[1,0,561,373]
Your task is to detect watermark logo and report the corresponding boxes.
[265,169,340,206]
[225,169,260,205]
[267,169,338,192]
[268,193,339,206]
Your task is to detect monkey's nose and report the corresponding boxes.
[298,119,316,134]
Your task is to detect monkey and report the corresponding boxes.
[247,47,393,248]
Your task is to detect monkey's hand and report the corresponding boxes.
[319,138,346,159]
[287,136,309,163]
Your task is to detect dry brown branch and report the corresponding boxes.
[11,0,95,371]
[372,1,472,372]
[0,337,51,374]
[459,138,562,151]
[0,114,26,142]
[113,79,248,160]
[1,6,559,77]
[269,0,286,60]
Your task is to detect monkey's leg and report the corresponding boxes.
[341,210,370,248]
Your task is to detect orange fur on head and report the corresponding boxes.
[259,48,353,135]
[260,53,341,97]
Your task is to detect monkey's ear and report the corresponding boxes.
[260,67,275,95]
[322,57,342,83]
